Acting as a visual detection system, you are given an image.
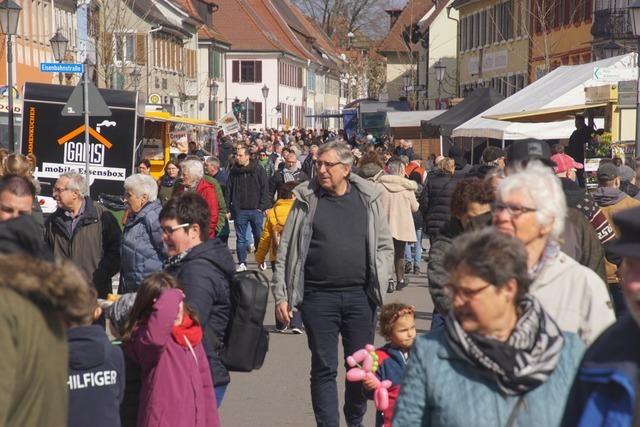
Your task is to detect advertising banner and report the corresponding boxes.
[22,83,139,197]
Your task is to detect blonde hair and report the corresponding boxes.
[438,157,456,175]
[4,154,32,177]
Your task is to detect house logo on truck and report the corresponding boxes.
[57,121,116,168]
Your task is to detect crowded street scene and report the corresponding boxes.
[1,0,640,426]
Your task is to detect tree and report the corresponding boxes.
[293,0,388,41]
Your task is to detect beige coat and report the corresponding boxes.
[376,174,419,242]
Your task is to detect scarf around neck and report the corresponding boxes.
[445,295,565,395]
[163,248,192,269]
[171,314,202,348]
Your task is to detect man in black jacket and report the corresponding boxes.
[225,146,270,271]
[160,193,236,407]
[45,172,121,298]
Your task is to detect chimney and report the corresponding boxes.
[385,8,403,29]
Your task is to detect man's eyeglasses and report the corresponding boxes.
[492,202,537,218]
[444,283,492,301]
[53,186,69,194]
[161,223,191,235]
[314,160,343,170]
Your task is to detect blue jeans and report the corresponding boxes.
[234,209,264,264]
[301,288,376,427]
[404,228,423,266]
[215,384,228,408]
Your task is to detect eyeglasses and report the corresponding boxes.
[444,283,492,301]
[492,202,537,218]
[160,223,191,235]
[314,160,343,170]
[53,186,69,194]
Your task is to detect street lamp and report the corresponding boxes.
[209,80,218,121]
[49,29,68,85]
[628,0,640,157]
[347,32,354,49]
[130,67,142,91]
[261,84,269,131]
[434,60,446,109]
[0,0,21,153]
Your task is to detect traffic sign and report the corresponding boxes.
[61,80,112,117]
[593,66,638,82]
[40,62,84,74]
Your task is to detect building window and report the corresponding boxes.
[245,101,263,124]
[307,69,316,92]
[232,60,262,83]
[211,51,222,79]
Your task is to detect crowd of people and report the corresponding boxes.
[0,125,639,427]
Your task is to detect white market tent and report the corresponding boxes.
[452,53,636,140]
[386,110,445,128]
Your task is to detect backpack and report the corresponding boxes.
[206,270,269,372]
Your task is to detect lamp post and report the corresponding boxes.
[628,0,640,156]
[49,29,68,85]
[261,84,269,131]
[209,80,218,121]
[0,0,21,153]
[434,60,446,109]
[130,67,142,92]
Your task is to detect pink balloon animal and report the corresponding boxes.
[346,344,392,411]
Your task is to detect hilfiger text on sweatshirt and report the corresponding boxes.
[67,370,118,390]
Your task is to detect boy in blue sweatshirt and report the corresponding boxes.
[66,285,125,427]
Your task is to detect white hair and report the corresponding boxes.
[60,171,88,197]
[181,159,204,181]
[317,140,354,167]
[497,161,567,240]
[123,174,158,201]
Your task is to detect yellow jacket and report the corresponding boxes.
[255,198,295,263]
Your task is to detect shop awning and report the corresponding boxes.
[144,111,215,127]
[483,102,609,123]
[452,53,636,140]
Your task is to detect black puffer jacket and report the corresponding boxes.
[164,238,236,386]
[225,160,270,212]
[419,166,470,238]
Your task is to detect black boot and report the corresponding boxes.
[387,279,395,293]
[404,261,413,274]
[397,278,408,291]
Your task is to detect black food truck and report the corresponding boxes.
[21,82,144,198]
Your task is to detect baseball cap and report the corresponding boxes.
[596,163,619,181]
[618,164,635,182]
[506,139,551,165]
[550,153,583,173]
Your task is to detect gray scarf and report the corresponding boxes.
[446,295,565,395]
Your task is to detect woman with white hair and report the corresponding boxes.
[177,159,218,239]
[120,173,165,293]
[493,161,615,344]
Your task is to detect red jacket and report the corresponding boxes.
[196,179,219,239]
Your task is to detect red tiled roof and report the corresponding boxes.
[378,0,433,53]
[214,0,307,59]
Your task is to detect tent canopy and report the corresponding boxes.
[421,87,504,137]
[387,110,445,128]
[452,53,636,140]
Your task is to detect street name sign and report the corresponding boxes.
[592,67,638,82]
[40,62,84,74]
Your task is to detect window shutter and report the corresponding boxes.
[135,33,146,65]
[232,60,239,82]
[255,60,262,82]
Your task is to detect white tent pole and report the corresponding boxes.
[439,135,443,156]
[501,138,505,150]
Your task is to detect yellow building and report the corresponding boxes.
[452,0,531,97]
[529,0,593,82]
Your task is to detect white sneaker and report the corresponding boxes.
[291,327,303,335]
[236,263,247,272]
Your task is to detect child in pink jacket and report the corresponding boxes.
[123,272,220,427]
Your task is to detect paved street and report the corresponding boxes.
[220,231,435,426]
